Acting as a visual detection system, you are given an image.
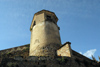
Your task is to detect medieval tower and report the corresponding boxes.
[0,10,100,67]
[29,10,61,57]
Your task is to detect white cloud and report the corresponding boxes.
[83,49,96,58]
[79,49,96,58]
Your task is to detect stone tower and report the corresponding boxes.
[29,10,61,57]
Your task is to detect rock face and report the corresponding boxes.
[29,10,61,57]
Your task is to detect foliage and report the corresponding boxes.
[57,57,65,62]
[7,52,11,55]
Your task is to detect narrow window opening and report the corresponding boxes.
[46,15,52,21]
[33,21,36,27]
[47,15,51,19]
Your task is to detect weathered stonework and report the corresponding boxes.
[1,56,100,67]
[29,10,61,57]
[0,44,100,67]
[57,42,72,57]
[0,10,100,67]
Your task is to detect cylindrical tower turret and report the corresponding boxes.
[29,10,61,57]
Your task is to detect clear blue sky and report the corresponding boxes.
[0,0,100,60]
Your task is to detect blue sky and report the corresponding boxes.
[0,0,100,60]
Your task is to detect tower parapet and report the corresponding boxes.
[29,10,61,57]
[30,10,58,31]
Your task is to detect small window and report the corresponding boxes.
[33,21,36,26]
[46,15,52,21]
[47,15,51,19]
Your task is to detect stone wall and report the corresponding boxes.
[0,56,100,67]
[57,42,72,57]
[0,45,29,55]
[0,44,100,67]
[0,44,29,63]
